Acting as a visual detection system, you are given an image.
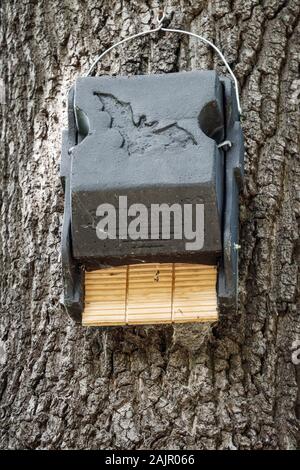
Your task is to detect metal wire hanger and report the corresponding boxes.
[86,10,242,115]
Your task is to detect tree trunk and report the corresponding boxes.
[0,0,299,450]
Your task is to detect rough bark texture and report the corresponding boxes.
[0,0,299,450]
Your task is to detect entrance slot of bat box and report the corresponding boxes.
[83,263,218,326]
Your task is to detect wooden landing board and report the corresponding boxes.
[83,263,218,326]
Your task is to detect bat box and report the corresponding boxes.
[61,70,244,325]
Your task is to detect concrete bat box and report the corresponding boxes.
[61,70,244,324]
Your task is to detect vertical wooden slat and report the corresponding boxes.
[126,264,173,324]
[173,264,218,323]
[124,265,129,325]
[171,263,175,323]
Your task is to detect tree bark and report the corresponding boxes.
[0,0,299,450]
